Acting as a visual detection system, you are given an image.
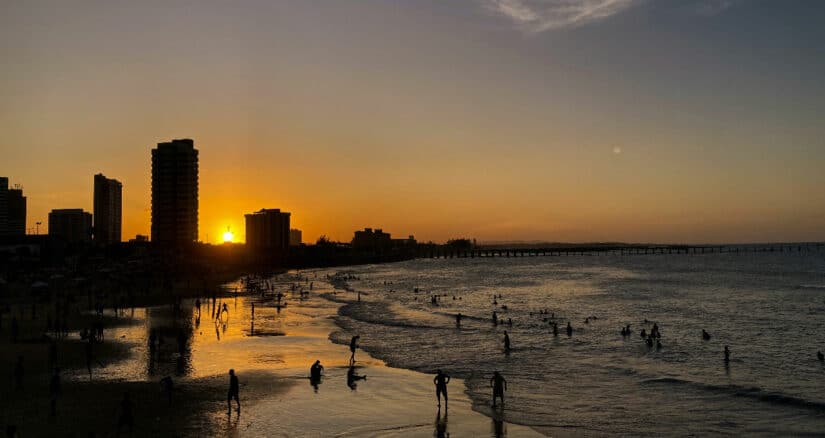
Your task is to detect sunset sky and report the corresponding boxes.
[2,0,824,244]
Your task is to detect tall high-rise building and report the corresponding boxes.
[48,209,92,243]
[93,173,122,245]
[151,139,198,246]
[245,209,291,251]
[0,177,26,236]
[0,177,8,235]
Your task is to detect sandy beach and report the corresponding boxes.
[0,273,541,437]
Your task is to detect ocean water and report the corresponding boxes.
[322,251,825,436]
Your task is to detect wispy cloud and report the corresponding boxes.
[693,0,744,16]
[482,0,641,33]
[483,0,748,33]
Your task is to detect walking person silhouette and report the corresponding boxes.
[349,335,360,366]
[227,369,240,414]
[490,371,507,407]
[434,369,451,408]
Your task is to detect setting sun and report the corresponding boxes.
[223,227,234,243]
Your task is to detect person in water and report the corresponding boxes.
[566,322,573,337]
[553,322,559,336]
[490,371,507,407]
[702,329,711,341]
[456,313,462,328]
[492,311,498,326]
[227,369,240,414]
[434,369,451,407]
[818,351,824,362]
[310,360,324,380]
[724,346,730,364]
[503,331,511,352]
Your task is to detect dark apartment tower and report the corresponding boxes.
[245,209,291,251]
[151,139,198,246]
[93,173,122,245]
[0,177,26,236]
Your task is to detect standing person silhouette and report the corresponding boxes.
[503,331,511,353]
[349,335,360,365]
[14,356,24,391]
[490,371,507,407]
[116,392,133,436]
[227,369,240,414]
[434,369,451,408]
[310,360,324,381]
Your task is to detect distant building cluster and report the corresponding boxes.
[352,228,416,252]
[0,177,26,237]
[5,138,419,259]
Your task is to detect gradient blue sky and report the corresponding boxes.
[2,0,824,243]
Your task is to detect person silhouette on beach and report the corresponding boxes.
[116,392,134,436]
[14,356,24,391]
[349,335,360,365]
[227,369,240,414]
[492,311,498,326]
[310,360,324,380]
[160,376,174,405]
[10,316,19,343]
[503,331,511,353]
[490,371,507,407]
[566,322,573,337]
[702,329,711,341]
[818,351,824,362]
[552,322,559,337]
[50,367,61,396]
[347,365,366,390]
[456,313,462,328]
[724,346,730,364]
[434,369,451,408]
[85,340,94,380]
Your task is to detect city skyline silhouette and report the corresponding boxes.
[3,1,824,244]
